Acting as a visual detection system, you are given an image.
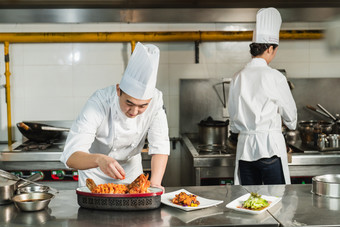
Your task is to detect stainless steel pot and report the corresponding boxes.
[312,174,340,198]
[0,172,42,205]
[198,116,229,147]
[298,120,333,145]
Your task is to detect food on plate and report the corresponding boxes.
[86,173,150,194]
[172,192,200,207]
[241,192,270,210]
[128,172,150,194]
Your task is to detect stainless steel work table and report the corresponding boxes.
[2,184,340,227]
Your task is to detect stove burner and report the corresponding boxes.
[197,144,229,154]
[16,140,56,151]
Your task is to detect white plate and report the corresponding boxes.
[226,193,282,215]
[161,189,223,212]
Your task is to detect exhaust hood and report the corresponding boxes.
[0,1,340,23]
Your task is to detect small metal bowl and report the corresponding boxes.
[17,185,50,194]
[12,192,54,212]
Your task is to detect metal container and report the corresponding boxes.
[12,192,54,212]
[0,172,42,205]
[76,186,163,210]
[298,120,333,145]
[312,174,340,198]
[17,185,50,194]
[198,116,229,147]
[328,134,339,148]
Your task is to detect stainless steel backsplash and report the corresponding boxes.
[180,78,340,134]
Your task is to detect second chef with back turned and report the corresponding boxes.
[228,8,297,185]
[60,42,170,191]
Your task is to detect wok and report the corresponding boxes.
[17,122,69,142]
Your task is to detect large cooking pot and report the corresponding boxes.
[198,116,229,147]
[298,120,333,145]
[17,122,69,142]
[0,172,42,205]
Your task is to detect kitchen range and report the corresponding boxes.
[180,78,340,186]
[0,120,152,190]
[0,121,77,190]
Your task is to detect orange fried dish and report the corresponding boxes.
[86,173,150,194]
[172,192,200,207]
[128,173,150,194]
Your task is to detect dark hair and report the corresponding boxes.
[249,43,278,57]
[120,89,125,96]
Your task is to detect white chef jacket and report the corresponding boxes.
[228,58,297,185]
[60,85,170,187]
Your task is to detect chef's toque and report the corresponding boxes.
[119,42,160,100]
[253,7,282,45]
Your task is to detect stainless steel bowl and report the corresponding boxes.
[312,174,340,198]
[17,185,50,194]
[12,192,54,212]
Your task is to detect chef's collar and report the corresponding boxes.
[249,58,268,66]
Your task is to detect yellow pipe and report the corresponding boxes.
[130,40,136,53]
[0,30,323,43]
[4,42,12,145]
[0,30,324,144]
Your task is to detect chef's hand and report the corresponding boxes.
[150,182,165,193]
[97,155,126,180]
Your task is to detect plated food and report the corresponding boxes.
[226,193,281,215]
[239,192,270,211]
[172,191,200,207]
[86,173,150,194]
[161,189,223,211]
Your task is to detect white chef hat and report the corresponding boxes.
[119,42,160,100]
[253,7,282,45]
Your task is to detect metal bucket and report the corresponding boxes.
[312,174,340,198]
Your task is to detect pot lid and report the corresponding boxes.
[198,116,229,127]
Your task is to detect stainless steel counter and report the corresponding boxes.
[1,184,339,226]
[243,184,340,226]
[181,133,340,185]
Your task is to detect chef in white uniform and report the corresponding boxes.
[228,8,297,185]
[60,42,170,189]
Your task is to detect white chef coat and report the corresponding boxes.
[228,58,297,185]
[60,85,170,187]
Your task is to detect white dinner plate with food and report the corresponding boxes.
[161,189,223,212]
[226,193,282,215]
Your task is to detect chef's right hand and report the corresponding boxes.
[97,155,126,180]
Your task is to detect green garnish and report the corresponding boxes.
[242,192,269,210]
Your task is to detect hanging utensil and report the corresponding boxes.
[306,105,331,119]
[317,104,337,121]
[213,79,231,109]
[0,169,59,194]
